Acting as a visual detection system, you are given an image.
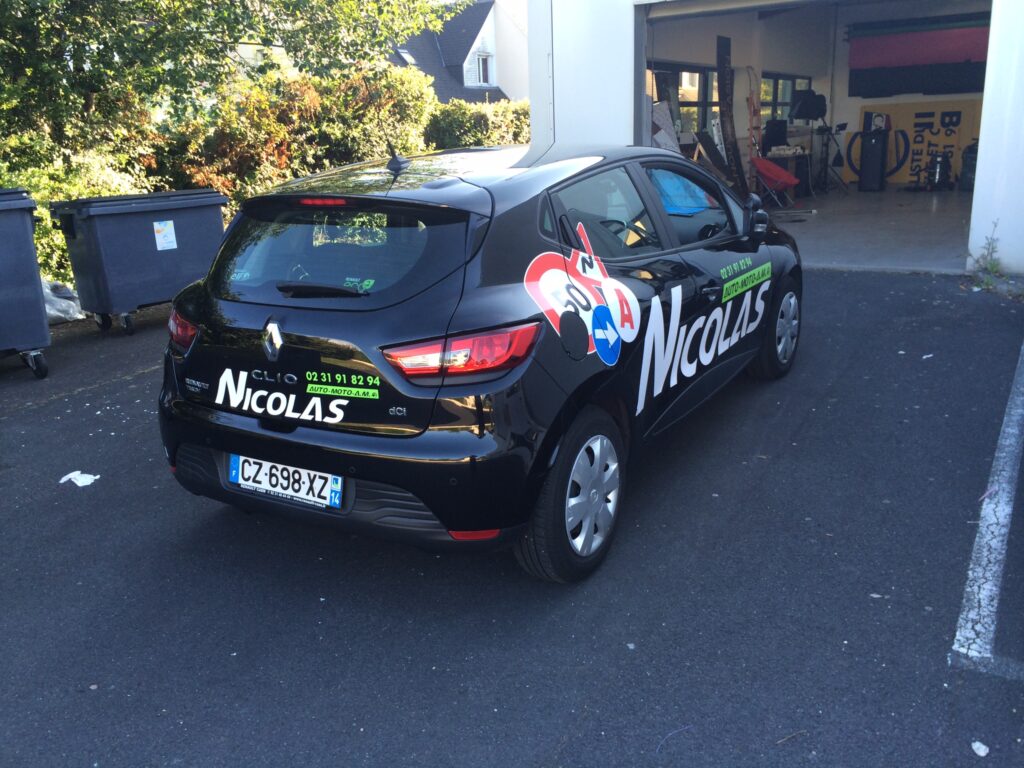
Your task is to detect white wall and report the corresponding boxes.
[527,0,636,150]
[969,0,1024,272]
[495,0,530,100]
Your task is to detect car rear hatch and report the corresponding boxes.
[173,192,490,436]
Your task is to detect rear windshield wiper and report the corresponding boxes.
[275,281,367,298]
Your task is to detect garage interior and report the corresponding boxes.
[641,0,990,273]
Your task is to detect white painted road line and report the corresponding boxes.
[952,337,1024,662]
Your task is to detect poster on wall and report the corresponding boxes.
[842,99,981,186]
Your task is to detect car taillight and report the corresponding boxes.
[384,323,540,380]
[168,308,198,352]
[383,340,445,377]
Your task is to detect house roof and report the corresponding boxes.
[437,1,494,69]
[390,0,507,104]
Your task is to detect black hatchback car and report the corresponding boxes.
[159,145,801,581]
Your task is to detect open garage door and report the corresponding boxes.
[639,0,990,273]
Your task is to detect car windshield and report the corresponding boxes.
[208,198,470,307]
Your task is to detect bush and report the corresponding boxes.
[314,66,438,166]
[156,65,439,211]
[0,133,155,283]
[425,99,530,149]
[2,65,530,288]
[154,74,323,207]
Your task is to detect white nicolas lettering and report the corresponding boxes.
[734,291,752,343]
[699,307,723,366]
[324,400,348,424]
[636,280,774,415]
[266,392,287,416]
[636,285,683,416]
[284,394,303,419]
[300,397,323,421]
[211,368,349,423]
[215,369,248,408]
[670,323,689,389]
[250,390,267,414]
[717,302,734,355]
[748,282,769,332]
[680,316,704,379]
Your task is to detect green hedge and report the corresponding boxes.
[1,67,530,286]
[0,134,155,284]
[425,99,530,150]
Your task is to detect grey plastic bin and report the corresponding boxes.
[51,189,228,334]
[0,188,50,379]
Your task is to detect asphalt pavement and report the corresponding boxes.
[2,270,1023,767]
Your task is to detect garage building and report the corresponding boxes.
[527,0,1018,274]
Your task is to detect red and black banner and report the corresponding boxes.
[848,13,989,98]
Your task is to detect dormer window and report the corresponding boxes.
[477,54,493,86]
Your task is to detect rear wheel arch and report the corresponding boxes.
[526,371,633,503]
[515,403,627,581]
[787,263,803,291]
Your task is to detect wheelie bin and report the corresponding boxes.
[0,188,50,379]
[50,189,228,334]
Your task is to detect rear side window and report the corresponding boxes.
[208,198,469,307]
[553,167,662,258]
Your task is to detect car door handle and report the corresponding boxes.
[701,284,721,298]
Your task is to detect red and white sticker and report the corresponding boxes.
[524,223,640,356]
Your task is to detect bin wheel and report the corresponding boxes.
[20,351,48,380]
[120,313,135,336]
[94,313,112,332]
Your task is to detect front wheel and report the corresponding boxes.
[514,407,626,582]
[748,275,801,380]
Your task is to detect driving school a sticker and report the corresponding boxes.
[523,222,640,366]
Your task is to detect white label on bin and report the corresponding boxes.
[153,220,177,251]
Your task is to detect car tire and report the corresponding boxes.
[514,406,626,583]
[748,274,801,380]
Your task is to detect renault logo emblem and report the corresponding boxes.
[263,321,283,362]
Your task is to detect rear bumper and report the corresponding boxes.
[158,392,544,543]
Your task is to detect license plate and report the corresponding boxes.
[228,454,342,509]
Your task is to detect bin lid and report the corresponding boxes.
[50,188,229,218]
[0,188,37,212]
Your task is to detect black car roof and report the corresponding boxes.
[260,145,694,217]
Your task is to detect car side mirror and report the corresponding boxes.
[751,210,770,237]
[744,194,769,242]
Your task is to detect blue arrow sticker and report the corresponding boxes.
[591,304,622,366]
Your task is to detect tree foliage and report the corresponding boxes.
[0,0,463,146]
[154,65,437,207]
[0,0,537,287]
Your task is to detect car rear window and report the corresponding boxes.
[208,198,469,307]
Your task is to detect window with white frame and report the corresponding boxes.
[477,54,493,86]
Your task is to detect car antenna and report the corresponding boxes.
[370,88,410,188]
[385,139,412,176]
